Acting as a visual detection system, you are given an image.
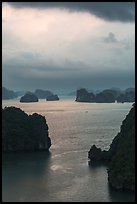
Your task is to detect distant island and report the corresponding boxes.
[46,94,59,101]
[34,89,59,101]
[2,86,60,102]
[88,103,135,191]
[20,92,39,103]
[2,86,17,100]
[75,88,95,102]
[75,88,135,103]
[2,107,51,152]
[117,88,135,103]
[34,89,54,99]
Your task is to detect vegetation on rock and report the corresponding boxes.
[2,107,51,152]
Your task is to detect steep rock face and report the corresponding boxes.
[2,87,17,100]
[102,89,118,101]
[2,107,51,152]
[20,93,38,103]
[75,88,95,102]
[34,89,53,99]
[108,104,135,191]
[88,104,135,191]
[95,92,115,103]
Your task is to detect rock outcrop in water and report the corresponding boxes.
[75,88,135,103]
[20,92,39,103]
[75,88,115,103]
[75,88,95,102]
[95,91,115,103]
[2,107,51,152]
[34,89,59,101]
[88,103,135,191]
[34,89,54,99]
[88,145,108,163]
[117,90,135,103]
[46,94,59,101]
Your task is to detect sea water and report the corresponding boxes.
[2,98,135,202]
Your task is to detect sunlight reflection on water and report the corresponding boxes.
[2,99,134,202]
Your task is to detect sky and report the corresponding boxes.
[2,2,135,93]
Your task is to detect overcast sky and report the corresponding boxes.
[2,2,135,93]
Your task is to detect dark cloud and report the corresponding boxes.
[6,2,135,22]
[2,2,135,93]
[3,63,135,93]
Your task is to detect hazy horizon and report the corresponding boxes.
[2,85,135,96]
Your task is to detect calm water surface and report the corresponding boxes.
[2,97,135,202]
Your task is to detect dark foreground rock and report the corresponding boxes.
[88,103,135,191]
[2,107,51,152]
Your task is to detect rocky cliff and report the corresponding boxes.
[2,107,51,152]
[88,104,135,191]
[75,88,95,102]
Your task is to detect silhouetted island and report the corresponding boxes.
[2,86,17,100]
[2,107,51,152]
[75,88,115,103]
[34,89,59,101]
[88,103,135,191]
[117,88,135,103]
[46,94,59,101]
[75,88,95,102]
[95,91,115,103]
[20,92,39,103]
[75,88,135,103]
[34,89,54,99]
